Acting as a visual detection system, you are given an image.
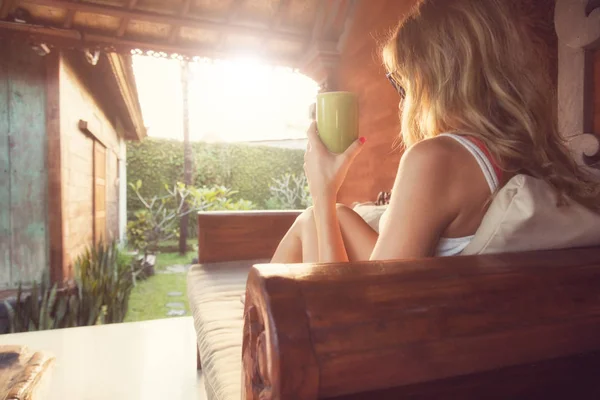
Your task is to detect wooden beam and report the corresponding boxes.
[46,51,67,284]
[271,0,291,30]
[321,0,344,41]
[21,0,307,43]
[116,0,138,37]
[336,0,358,53]
[167,0,191,44]
[257,0,291,56]
[227,0,245,23]
[309,0,327,45]
[0,0,17,19]
[78,119,105,146]
[105,53,146,140]
[215,0,245,50]
[62,0,79,28]
[0,20,301,66]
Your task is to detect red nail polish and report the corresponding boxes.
[359,137,367,144]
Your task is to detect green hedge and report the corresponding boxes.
[127,138,305,210]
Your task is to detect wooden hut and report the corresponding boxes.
[0,25,145,290]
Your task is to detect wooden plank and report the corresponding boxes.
[63,0,80,29]
[46,51,65,285]
[8,38,48,286]
[197,211,301,263]
[167,0,192,44]
[337,351,600,399]
[271,0,291,29]
[0,0,16,19]
[116,0,138,37]
[0,22,300,67]
[21,0,306,43]
[0,38,11,287]
[309,0,327,44]
[93,142,107,244]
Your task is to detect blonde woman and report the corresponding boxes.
[272,0,600,264]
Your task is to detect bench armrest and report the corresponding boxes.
[196,210,301,263]
[242,248,600,399]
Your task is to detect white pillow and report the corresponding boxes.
[352,203,388,233]
[463,175,600,255]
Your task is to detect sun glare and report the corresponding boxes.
[132,55,319,143]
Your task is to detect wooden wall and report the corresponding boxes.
[335,0,558,205]
[335,0,415,205]
[0,38,49,289]
[57,51,123,276]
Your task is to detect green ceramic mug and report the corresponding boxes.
[315,91,359,154]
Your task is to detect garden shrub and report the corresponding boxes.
[127,138,305,210]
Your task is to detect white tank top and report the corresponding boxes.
[380,133,500,257]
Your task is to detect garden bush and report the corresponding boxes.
[127,181,254,255]
[266,173,312,210]
[4,241,133,333]
[127,139,305,210]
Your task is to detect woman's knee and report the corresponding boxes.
[300,204,349,219]
[335,203,356,220]
[335,203,351,212]
[292,206,315,234]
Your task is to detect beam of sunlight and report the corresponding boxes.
[132,55,319,143]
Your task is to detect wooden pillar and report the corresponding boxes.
[555,0,600,172]
[299,41,341,92]
[46,51,67,285]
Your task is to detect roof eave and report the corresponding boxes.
[105,52,146,141]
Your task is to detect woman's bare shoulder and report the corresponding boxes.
[399,135,467,174]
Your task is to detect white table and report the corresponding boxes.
[0,317,206,400]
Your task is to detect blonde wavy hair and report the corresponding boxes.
[382,0,600,211]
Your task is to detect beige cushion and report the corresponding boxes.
[188,261,261,400]
[463,175,600,255]
[352,203,388,233]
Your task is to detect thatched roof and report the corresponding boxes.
[0,0,356,67]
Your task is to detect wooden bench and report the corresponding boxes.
[188,211,600,400]
[188,4,600,397]
[243,248,600,399]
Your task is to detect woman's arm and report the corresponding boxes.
[303,122,365,263]
[370,138,461,260]
[313,198,349,262]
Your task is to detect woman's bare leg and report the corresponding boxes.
[271,204,379,263]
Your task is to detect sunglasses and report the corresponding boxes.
[386,72,406,98]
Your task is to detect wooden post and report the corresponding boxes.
[179,60,193,255]
[555,0,600,171]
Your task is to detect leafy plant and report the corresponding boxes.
[266,173,312,210]
[127,181,255,256]
[4,272,63,333]
[3,241,134,333]
[127,138,305,209]
[74,241,133,324]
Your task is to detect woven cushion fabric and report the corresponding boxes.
[463,175,600,255]
[188,260,266,400]
[352,203,388,233]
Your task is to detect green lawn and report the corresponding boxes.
[124,252,194,323]
[155,252,195,270]
[150,238,197,253]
